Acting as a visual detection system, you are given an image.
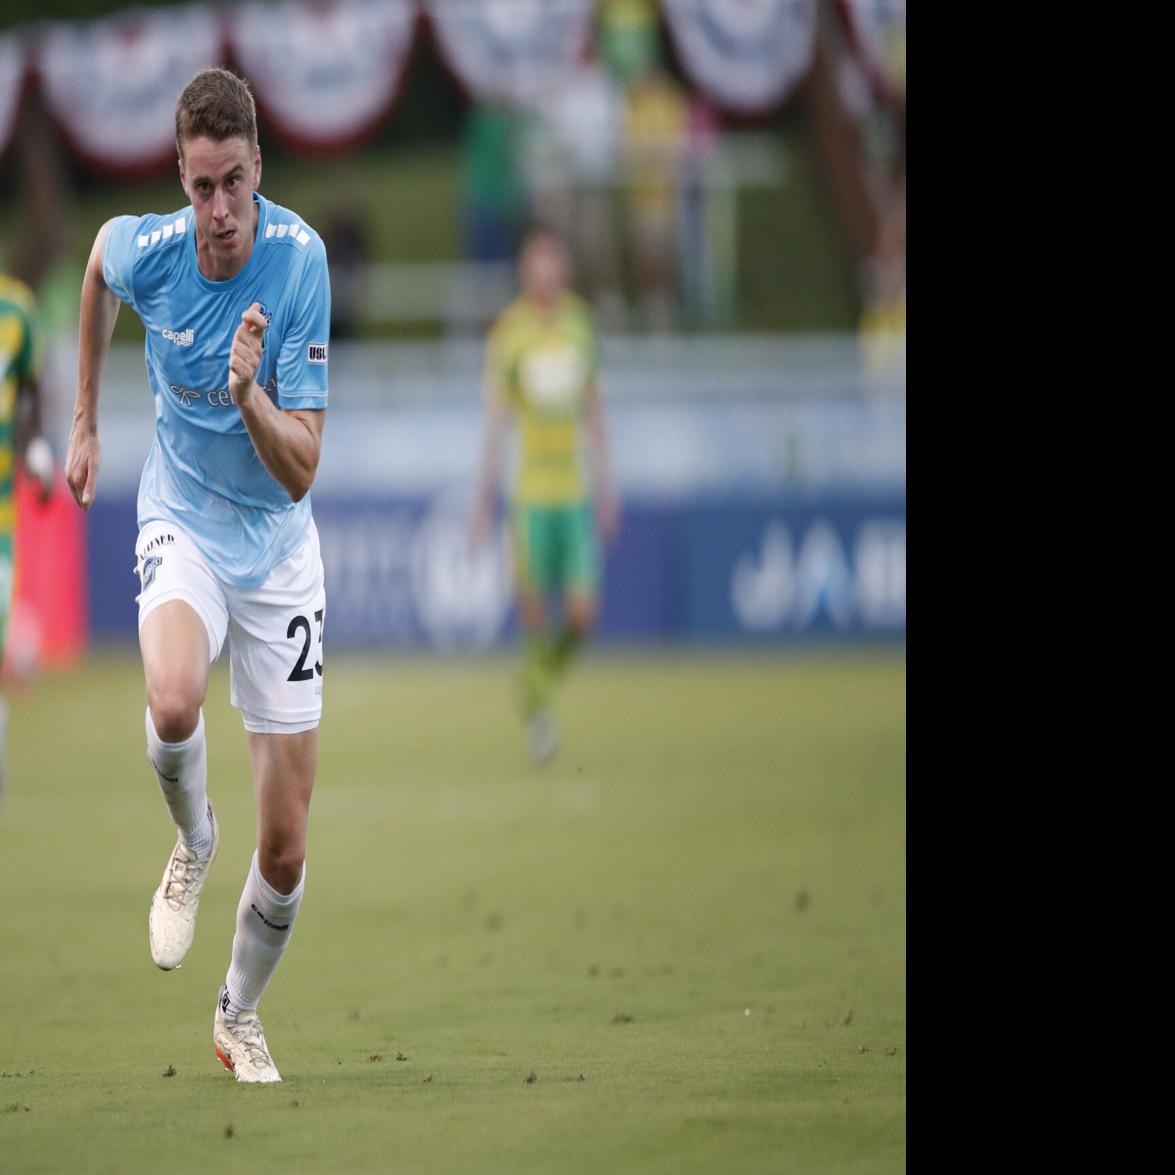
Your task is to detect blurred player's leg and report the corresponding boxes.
[513,504,604,762]
[518,592,553,716]
[216,727,316,1083]
[552,592,597,678]
[0,695,7,802]
[519,595,559,764]
[140,599,219,969]
[514,506,556,756]
[546,503,600,685]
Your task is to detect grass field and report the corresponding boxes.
[1,649,905,1174]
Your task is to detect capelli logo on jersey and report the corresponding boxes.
[162,327,195,348]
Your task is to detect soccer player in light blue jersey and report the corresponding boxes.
[65,69,329,1083]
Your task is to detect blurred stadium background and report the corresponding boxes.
[1,0,904,660]
[1,1,905,1171]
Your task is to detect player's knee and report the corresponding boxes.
[566,599,597,637]
[569,612,595,638]
[519,594,546,629]
[258,838,305,896]
[147,689,202,743]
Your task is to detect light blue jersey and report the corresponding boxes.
[104,192,330,587]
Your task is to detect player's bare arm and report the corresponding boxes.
[228,302,324,503]
[471,383,508,546]
[66,220,120,511]
[587,384,620,542]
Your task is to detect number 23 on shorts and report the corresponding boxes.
[287,608,324,683]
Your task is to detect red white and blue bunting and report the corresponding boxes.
[10,0,844,171]
[837,0,905,105]
[424,0,596,104]
[0,34,27,158]
[227,0,418,152]
[37,7,223,174]
[659,0,817,113]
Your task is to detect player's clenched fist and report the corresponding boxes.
[65,423,102,510]
[228,302,268,404]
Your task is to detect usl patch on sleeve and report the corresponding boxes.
[307,343,328,364]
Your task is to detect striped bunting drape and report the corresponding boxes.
[659,0,817,113]
[226,0,419,152]
[37,7,223,175]
[13,0,838,171]
[423,0,597,104]
[0,34,25,158]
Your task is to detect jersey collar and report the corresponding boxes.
[187,192,270,292]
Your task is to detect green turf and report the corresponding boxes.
[0,649,905,1174]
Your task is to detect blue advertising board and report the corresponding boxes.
[86,490,904,648]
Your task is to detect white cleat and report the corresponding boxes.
[148,802,219,970]
[528,710,559,765]
[213,987,282,1083]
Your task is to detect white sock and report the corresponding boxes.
[145,706,213,857]
[224,851,305,1016]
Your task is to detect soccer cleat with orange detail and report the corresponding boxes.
[213,986,282,1083]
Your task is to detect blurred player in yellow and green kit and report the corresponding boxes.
[1,272,54,797]
[473,228,619,762]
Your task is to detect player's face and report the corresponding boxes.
[520,238,568,306]
[179,135,262,278]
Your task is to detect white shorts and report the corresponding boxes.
[134,520,325,733]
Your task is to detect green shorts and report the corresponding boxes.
[513,502,600,597]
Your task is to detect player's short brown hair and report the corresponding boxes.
[521,221,564,248]
[175,68,257,157]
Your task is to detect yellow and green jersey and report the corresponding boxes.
[485,292,599,506]
[1,274,40,538]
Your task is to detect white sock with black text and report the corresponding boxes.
[224,851,305,1017]
[145,705,213,858]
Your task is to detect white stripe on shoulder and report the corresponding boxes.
[136,217,188,251]
[265,216,313,247]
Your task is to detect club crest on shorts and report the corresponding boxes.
[139,554,163,590]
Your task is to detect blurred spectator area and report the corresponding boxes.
[0,0,905,342]
[0,0,905,653]
[89,330,905,500]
